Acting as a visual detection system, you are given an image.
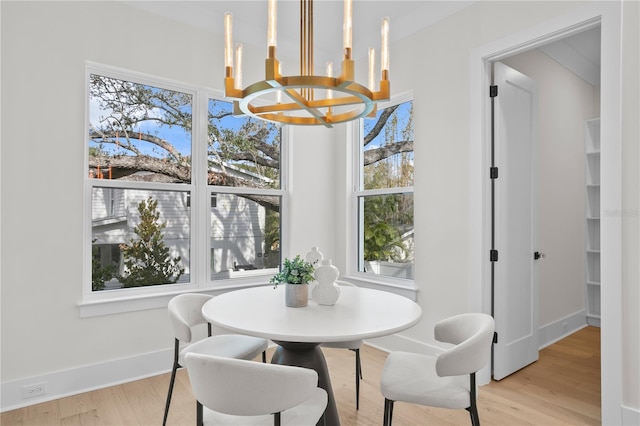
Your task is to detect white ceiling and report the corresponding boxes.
[123,1,600,84]
[539,27,601,85]
[123,0,475,70]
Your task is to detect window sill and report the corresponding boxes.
[342,274,418,301]
[79,274,416,317]
[78,281,272,318]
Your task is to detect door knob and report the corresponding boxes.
[534,251,545,260]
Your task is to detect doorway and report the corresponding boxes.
[492,26,601,379]
[468,4,623,424]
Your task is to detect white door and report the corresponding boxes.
[492,62,539,380]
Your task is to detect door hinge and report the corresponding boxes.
[490,167,499,179]
[490,250,499,262]
[490,85,498,98]
[493,332,498,344]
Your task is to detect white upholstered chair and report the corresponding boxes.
[184,352,328,426]
[163,293,269,426]
[380,313,495,426]
[320,280,363,409]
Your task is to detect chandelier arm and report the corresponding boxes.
[280,90,328,124]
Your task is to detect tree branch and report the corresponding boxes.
[90,130,184,163]
[89,155,190,182]
[363,104,400,147]
[363,140,413,166]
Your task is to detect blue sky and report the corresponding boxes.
[363,100,413,150]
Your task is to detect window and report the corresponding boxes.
[86,64,283,298]
[356,98,414,280]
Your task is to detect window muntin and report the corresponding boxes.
[357,99,414,280]
[86,65,285,296]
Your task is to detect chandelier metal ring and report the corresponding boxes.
[237,75,377,127]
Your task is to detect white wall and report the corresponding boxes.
[501,49,599,330]
[0,0,255,388]
[1,0,638,420]
[287,125,339,259]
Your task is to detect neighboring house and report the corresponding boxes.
[91,187,191,288]
[210,192,277,279]
[92,163,276,288]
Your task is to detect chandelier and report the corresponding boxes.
[223,0,390,128]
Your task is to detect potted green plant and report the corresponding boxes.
[270,255,315,307]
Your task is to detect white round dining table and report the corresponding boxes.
[202,285,422,426]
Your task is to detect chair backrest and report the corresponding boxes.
[434,313,495,377]
[168,293,213,343]
[184,352,320,417]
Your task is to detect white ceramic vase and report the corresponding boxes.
[312,259,341,306]
[305,246,324,268]
[305,247,324,298]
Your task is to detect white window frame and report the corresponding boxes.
[346,91,416,294]
[80,62,288,317]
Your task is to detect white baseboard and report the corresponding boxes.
[538,310,589,349]
[1,322,625,419]
[1,348,174,412]
[1,334,422,414]
[622,405,640,426]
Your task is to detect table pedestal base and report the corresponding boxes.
[271,341,340,426]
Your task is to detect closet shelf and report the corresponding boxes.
[584,118,601,327]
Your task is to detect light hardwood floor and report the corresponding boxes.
[1,326,600,425]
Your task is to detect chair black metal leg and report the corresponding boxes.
[467,372,480,426]
[383,399,395,426]
[163,339,181,426]
[354,348,363,379]
[196,401,204,426]
[162,364,178,426]
[262,351,267,363]
[354,349,361,409]
[466,404,480,426]
[383,399,389,426]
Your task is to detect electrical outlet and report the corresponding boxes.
[22,382,47,399]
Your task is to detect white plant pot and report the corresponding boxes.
[285,283,308,308]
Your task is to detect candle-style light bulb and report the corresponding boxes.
[268,0,277,57]
[235,43,243,89]
[224,12,233,70]
[381,17,389,77]
[343,0,353,58]
[326,61,334,100]
[368,47,375,90]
